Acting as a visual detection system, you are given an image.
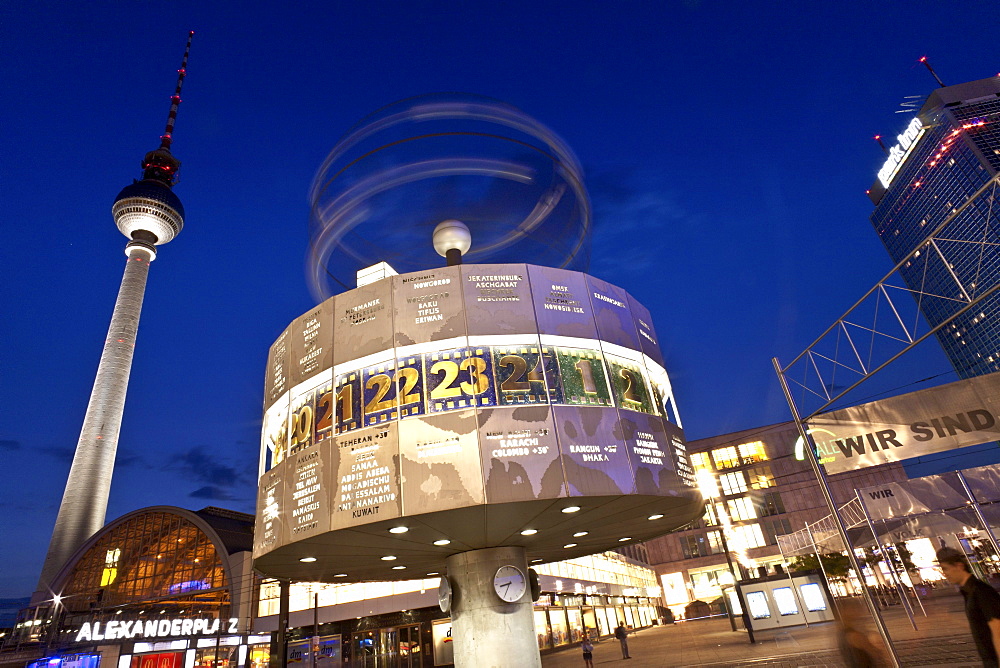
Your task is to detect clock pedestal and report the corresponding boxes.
[446,546,541,668]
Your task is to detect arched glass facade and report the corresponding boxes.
[58,511,230,618]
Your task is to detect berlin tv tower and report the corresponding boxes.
[34,32,194,599]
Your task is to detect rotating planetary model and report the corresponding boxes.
[254,95,703,668]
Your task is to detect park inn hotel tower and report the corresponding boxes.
[868,74,1000,378]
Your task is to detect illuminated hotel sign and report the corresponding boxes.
[74,617,239,642]
[877,117,925,187]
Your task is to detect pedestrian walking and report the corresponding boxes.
[937,547,1000,667]
[581,633,594,668]
[614,621,631,659]
[835,597,887,667]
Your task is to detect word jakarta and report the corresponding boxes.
[832,409,995,458]
[75,617,239,642]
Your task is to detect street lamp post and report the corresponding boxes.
[696,471,755,644]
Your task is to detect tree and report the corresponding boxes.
[789,552,852,579]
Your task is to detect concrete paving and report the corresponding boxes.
[541,589,984,667]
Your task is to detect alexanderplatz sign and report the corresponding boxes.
[252,263,702,582]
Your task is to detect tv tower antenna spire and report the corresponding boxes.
[34,31,195,601]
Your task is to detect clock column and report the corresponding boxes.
[445,546,540,668]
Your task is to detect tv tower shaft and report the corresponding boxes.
[34,31,193,600]
[35,248,154,595]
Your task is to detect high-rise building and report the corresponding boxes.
[868,74,1000,378]
[33,33,194,601]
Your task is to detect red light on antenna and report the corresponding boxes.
[919,56,927,62]
[873,134,881,140]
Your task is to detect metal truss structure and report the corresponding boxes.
[778,173,1000,421]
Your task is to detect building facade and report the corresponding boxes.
[868,75,1000,379]
[643,422,911,616]
[4,507,259,668]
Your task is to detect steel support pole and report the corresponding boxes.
[772,357,901,668]
[718,527,754,642]
[884,536,927,617]
[777,541,809,627]
[856,491,917,630]
[957,471,1000,559]
[804,522,838,611]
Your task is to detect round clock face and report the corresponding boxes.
[438,576,452,613]
[493,565,526,603]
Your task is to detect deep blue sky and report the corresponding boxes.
[3,1,999,597]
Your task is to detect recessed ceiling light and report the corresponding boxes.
[427,572,439,576]
[520,529,538,536]
[531,558,543,563]
[433,539,451,546]
[334,573,348,577]
[392,565,406,570]
[573,531,589,537]
[381,555,397,561]
[561,506,581,514]
[389,526,409,534]
[648,514,664,520]
[564,543,577,548]
[619,537,632,542]
[299,557,317,563]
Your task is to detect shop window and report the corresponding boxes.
[533,610,552,650]
[737,440,768,464]
[731,524,766,550]
[747,465,774,490]
[549,608,570,646]
[719,471,747,495]
[763,518,793,545]
[756,491,785,517]
[711,446,739,470]
[727,497,757,522]
[689,452,711,472]
[681,531,725,559]
[701,502,719,527]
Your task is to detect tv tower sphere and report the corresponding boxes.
[112,177,186,248]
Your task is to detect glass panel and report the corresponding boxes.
[582,608,598,638]
[567,608,583,643]
[533,610,552,650]
[249,645,270,668]
[711,446,739,469]
[399,625,420,667]
[549,608,570,646]
[773,587,799,616]
[799,583,827,611]
[745,591,771,620]
[737,440,767,464]
[595,606,610,637]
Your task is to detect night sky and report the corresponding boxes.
[3,1,999,598]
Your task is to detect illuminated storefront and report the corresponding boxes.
[7,507,260,668]
[254,551,662,665]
